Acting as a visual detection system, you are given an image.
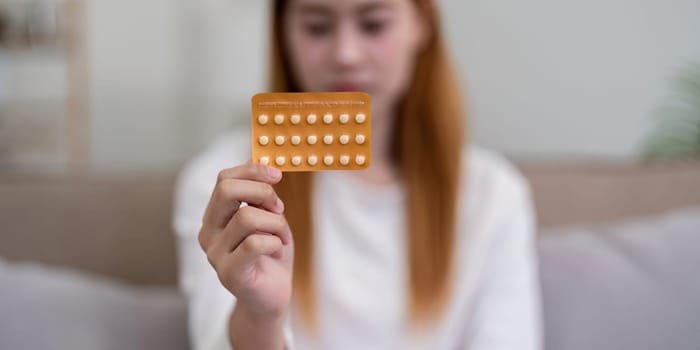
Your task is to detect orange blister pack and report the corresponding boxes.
[251,92,371,172]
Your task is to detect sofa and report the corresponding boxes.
[1,161,699,350]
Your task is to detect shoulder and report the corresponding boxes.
[176,128,251,195]
[462,145,531,209]
[455,145,536,252]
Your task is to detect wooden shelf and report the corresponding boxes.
[0,0,87,173]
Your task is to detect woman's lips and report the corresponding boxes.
[330,82,368,92]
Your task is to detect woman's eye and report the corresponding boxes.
[360,19,387,36]
[304,22,332,37]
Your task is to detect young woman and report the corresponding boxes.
[173,0,541,349]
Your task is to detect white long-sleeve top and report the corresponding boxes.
[173,128,542,350]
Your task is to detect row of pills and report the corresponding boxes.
[260,154,367,167]
[258,113,366,126]
[258,133,366,146]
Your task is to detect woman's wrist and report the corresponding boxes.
[229,302,287,350]
[237,301,287,328]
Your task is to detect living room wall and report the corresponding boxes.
[82,0,700,171]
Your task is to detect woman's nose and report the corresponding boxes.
[333,22,363,68]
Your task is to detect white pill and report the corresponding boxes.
[291,156,302,166]
[323,134,333,145]
[275,156,286,166]
[339,134,350,145]
[258,135,269,146]
[339,114,350,124]
[259,156,270,165]
[355,113,366,124]
[307,135,318,145]
[258,114,269,125]
[355,155,366,165]
[274,114,284,125]
[355,134,366,144]
[339,155,350,166]
[291,135,301,145]
[290,114,301,125]
[275,135,285,145]
[323,113,333,124]
[307,155,318,166]
[323,155,334,166]
[307,114,317,124]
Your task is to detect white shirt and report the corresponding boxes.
[173,128,542,350]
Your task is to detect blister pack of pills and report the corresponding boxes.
[251,92,371,172]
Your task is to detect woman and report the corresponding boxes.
[173,0,541,349]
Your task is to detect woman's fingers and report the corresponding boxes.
[207,206,291,260]
[233,233,284,266]
[208,162,284,227]
[199,162,285,250]
[217,162,282,185]
[215,233,284,291]
[205,179,285,229]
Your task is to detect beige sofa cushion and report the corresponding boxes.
[538,207,700,350]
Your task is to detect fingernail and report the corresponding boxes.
[274,197,285,213]
[267,166,282,180]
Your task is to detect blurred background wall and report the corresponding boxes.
[91,0,700,170]
[88,0,268,171]
[4,0,700,173]
[443,0,700,159]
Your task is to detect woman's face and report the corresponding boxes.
[284,0,428,119]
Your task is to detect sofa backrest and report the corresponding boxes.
[521,161,700,228]
[1,161,699,285]
[0,172,180,285]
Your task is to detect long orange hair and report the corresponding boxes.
[270,0,466,330]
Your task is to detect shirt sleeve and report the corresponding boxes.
[465,168,543,350]
[172,132,295,350]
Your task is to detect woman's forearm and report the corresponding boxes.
[228,302,287,350]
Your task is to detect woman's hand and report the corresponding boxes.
[198,162,293,320]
